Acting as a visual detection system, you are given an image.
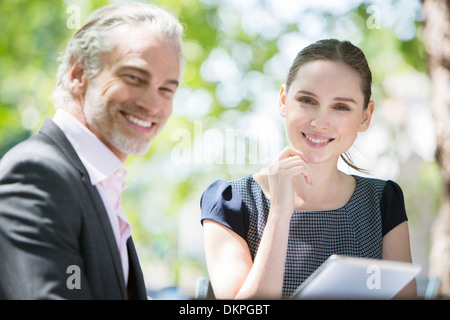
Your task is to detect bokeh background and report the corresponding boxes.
[0,0,442,298]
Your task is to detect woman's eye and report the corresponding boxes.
[298,97,314,104]
[335,104,350,111]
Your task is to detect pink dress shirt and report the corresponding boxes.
[53,110,131,285]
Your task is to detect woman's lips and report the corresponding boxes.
[302,132,335,146]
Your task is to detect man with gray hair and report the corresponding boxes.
[0,2,182,299]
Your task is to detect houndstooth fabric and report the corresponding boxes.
[229,175,386,297]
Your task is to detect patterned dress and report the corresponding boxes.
[200,174,407,297]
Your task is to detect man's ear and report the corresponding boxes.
[68,60,87,98]
[279,84,287,118]
[359,100,375,132]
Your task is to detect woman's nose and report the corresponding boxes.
[310,108,329,129]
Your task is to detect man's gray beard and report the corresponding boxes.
[108,124,152,156]
[84,96,152,157]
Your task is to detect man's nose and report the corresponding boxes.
[136,87,161,115]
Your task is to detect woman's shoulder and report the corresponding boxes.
[200,175,253,240]
[353,175,403,195]
[200,175,258,212]
[353,174,386,187]
[229,174,256,192]
[201,175,254,199]
[352,175,407,236]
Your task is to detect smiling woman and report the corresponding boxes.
[280,59,373,166]
[200,39,416,299]
[282,39,373,172]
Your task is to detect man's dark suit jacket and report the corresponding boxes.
[0,118,147,299]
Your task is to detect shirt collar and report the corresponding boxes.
[53,109,125,185]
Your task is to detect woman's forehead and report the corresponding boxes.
[289,60,364,103]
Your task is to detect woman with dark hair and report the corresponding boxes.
[200,39,416,299]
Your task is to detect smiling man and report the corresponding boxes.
[0,3,182,299]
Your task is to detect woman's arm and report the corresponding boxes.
[203,147,312,299]
[382,220,417,299]
[203,214,291,299]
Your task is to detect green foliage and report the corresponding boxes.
[0,0,65,156]
[0,0,438,295]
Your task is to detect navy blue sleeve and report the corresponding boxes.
[200,180,249,240]
[381,180,408,237]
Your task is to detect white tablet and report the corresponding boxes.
[291,255,421,299]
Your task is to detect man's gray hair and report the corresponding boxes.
[50,2,183,109]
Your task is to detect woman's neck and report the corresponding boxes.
[253,160,356,212]
[292,162,355,211]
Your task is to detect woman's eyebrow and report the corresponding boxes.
[296,90,317,96]
[334,96,357,104]
[296,90,357,104]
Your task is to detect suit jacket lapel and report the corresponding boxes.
[38,118,127,298]
[39,118,88,176]
[127,238,147,299]
[84,180,127,297]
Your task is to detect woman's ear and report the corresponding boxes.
[279,84,287,118]
[68,60,87,98]
[359,100,375,132]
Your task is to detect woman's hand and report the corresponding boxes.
[264,147,313,216]
[203,147,314,300]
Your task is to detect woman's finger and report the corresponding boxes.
[268,155,314,185]
[278,146,308,162]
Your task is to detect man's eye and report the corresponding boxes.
[160,87,175,97]
[125,75,142,83]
